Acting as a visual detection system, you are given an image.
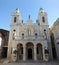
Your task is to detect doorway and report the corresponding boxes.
[28,48,32,59]
[2,47,8,58]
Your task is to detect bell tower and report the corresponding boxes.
[37,8,53,60]
[11,8,22,25]
[37,8,49,39]
[37,8,48,26]
[10,8,22,40]
[7,8,22,59]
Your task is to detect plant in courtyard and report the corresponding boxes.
[13,50,17,54]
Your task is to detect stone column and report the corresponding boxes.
[23,44,26,61]
[7,42,12,60]
[34,44,37,60]
[42,46,45,61]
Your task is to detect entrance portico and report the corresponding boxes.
[16,42,44,61]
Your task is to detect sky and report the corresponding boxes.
[0,0,59,30]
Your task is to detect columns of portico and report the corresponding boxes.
[42,46,46,61]
[23,44,26,61]
[34,44,37,60]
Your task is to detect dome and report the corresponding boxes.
[15,8,20,13]
[12,8,20,16]
[39,8,44,13]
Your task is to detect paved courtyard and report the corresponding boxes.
[0,60,59,65]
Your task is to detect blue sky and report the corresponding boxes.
[0,0,59,30]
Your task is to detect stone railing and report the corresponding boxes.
[14,35,45,41]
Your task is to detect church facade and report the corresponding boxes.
[7,8,53,61]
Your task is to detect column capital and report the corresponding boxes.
[23,44,26,48]
[34,44,37,48]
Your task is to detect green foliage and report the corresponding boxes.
[13,50,17,54]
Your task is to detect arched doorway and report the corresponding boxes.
[26,42,34,60]
[17,43,23,60]
[37,43,43,60]
[28,48,32,59]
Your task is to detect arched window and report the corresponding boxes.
[13,30,16,40]
[22,33,24,39]
[14,17,17,23]
[44,29,46,35]
[13,29,16,32]
[42,17,45,22]
[28,29,31,36]
[35,33,37,38]
[44,29,46,32]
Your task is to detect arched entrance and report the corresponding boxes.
[28,48,32,59]
[37,43,43,60]
[17,43,23,60]
[26,42,34,60]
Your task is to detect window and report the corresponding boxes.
[13,33,15,40]
[14,17,17,23]
[28,29,31,36]
[37,47,39,54]
[35,33,37,38]
[21,47,23,54]
[44,29,47,39]
[44,29,46,31]
[13,29,16,32]
[44,29,46,35]
[42,17,45,22]
[13,30,16,40]
[22,33,24,39]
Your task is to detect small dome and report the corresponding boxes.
[15,8,20,13]
[39,8,44,13]
[12,8,20,15]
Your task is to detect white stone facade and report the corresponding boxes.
[7,8,53,61]
[51,18,59,59]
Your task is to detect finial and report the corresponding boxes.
[29,15,30,19]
